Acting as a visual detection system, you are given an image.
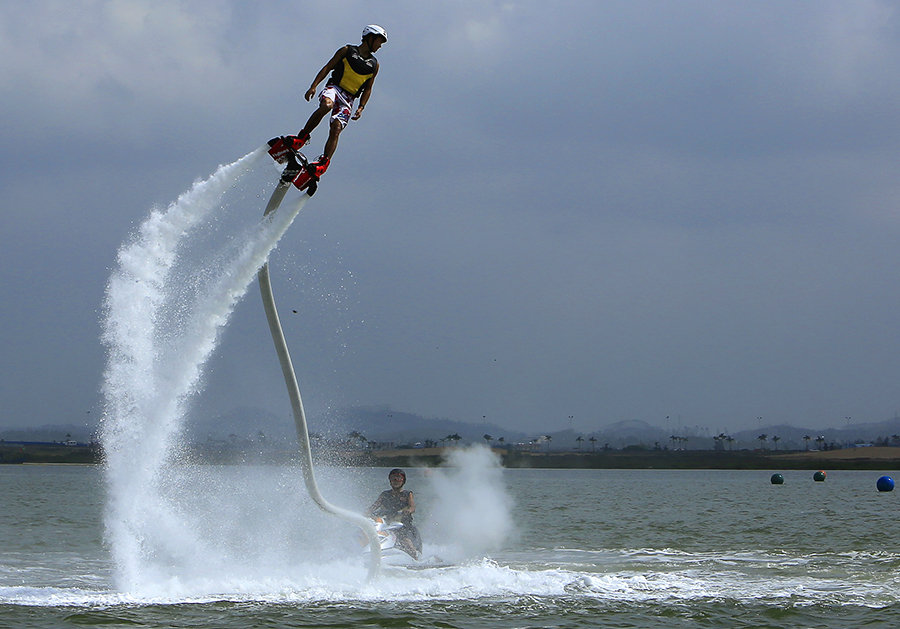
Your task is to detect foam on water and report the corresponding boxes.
[5,547,900,608]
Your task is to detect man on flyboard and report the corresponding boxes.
[268,25,387,191]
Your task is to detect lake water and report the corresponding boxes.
[2,456,899,628]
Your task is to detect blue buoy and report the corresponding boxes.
[877,476,894,492]
[813,470,826,482]
[770,473,784,485]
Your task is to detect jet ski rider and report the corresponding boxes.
[367,468,422,559]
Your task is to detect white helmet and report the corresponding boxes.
[362,24,388,42]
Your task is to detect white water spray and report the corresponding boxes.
[427,446,515,561]
[100,149,311,591]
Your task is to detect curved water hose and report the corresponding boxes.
[258,181,381,579]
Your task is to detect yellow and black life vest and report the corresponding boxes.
[328,45,378,98]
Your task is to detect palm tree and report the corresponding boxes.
[815,435,825,450]
[483,434,493,447]
[772,435,780,450]
[589,436,597,452]
[757,434,768,450]
[348,430,367,449]
[726,435,735,450]
[803,435,811,450]
[575,436,584,450]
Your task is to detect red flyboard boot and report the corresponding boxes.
[266,132,310,163]
[292,156,330,191]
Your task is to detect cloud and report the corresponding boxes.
[3,1,900,436]
[814,0,899,93]
[0,1,249,144]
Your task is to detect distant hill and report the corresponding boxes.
[580,419,671,450]
[181,405,531,447]
[0,423,94,444]
[5,409,900,452]
[321,406,530,446]
[731,418,900,451]
[187,406,295,443]
[174,410,900,452]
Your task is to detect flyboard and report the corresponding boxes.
[257,137,382,578]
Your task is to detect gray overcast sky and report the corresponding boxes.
[2,1,899,436]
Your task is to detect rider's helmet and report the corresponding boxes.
[388,468,406,485]
[362,24,388,43]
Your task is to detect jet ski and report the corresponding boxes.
[361,516,423,562]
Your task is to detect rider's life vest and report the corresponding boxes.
[328,45,378,98]
[373,489,413,523]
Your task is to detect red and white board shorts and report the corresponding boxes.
[320,85,354,128]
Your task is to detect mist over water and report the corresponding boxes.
[425,446,515,561]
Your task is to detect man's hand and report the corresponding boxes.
[352,105,364,120]
[305,87,316,101]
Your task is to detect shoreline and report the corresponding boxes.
[5,443,899,470]
[365,446,900,471]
